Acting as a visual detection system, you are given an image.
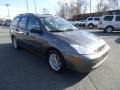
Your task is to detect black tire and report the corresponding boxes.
[48,50,66,73]
[12,36,20,49]
[104,26,113,33]
[88,24,94,28]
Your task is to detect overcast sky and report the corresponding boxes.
[0,0,98,19]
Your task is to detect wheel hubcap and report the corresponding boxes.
[106,27,112,32]
[49,53,61,71]
[89,25,93,28]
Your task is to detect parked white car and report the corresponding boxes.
[72,21,86,27]
[69,21,81,27]
[98,15,120,33]
[86,17,100,28]
[73,21,81,27]
[79,20,86,27]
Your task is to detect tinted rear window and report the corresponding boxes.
[104,16,114,21]
[94,18,100,21]
[11,17,20,26]
[88,18,93,21]
[115,16,120,21]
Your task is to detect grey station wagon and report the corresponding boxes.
[10,13,110,73]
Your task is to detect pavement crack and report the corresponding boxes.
[88,75,98,90]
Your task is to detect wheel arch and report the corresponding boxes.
[88,23,94,27]
[46,47,63,57]
[88,23,94,26]
[105,25,114,30]
[46,47,67,72]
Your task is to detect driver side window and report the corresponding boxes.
[28,18,40,30]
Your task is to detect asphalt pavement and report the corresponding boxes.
[0,27,120,90]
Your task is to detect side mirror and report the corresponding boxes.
[30,26,42,34]
[30,29,39,33]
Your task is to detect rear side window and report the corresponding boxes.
[19,17,28,28]
[104,16,114,21]
[115,16,120,21]
[11,17,20,26]
[88,18,93,21]
[94,18,100,21]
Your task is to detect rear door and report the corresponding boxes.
[10,17,21,39]
[17,17,28,44]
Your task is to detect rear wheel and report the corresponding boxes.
[105,26,113,33]
[48,50,66,73]
[12,36,19,49]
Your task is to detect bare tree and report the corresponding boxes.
[108,0,120,10]
[57,0,86,19]
[97,0,108,12]
[82,3,87,14]
[57,1,66,18]
[42,8,49,14]
[76,0,86,15]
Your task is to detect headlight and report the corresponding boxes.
[70,44,94,55]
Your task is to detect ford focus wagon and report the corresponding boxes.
[10,13,110,73]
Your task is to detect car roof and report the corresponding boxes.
[16,13,53,18]
[87,17,100,18]
[102,15,120,17]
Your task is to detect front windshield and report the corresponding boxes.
[41,17,79,32]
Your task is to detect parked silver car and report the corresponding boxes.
[98,15,120,33]
[10,13,110,73]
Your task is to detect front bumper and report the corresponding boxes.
[63,45,109,73]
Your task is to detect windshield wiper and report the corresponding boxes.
[66,29,74,31]
[49,29,75,32]
[49,30,65,32]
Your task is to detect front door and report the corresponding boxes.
[25,17,45,54]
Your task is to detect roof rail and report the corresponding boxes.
[35,14,53,17]
[18,13,34,16]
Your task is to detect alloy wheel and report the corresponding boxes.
[49,53,62,71]
[106,26,113,33]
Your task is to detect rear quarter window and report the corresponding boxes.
[103,16,114,21]
[11,17,20,26]
[115,16,120,21]
[19,17,28,29]
[94,18,100,21]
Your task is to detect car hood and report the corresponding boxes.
[53,30,105,49]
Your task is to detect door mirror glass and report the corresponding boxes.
[30,25,40,33]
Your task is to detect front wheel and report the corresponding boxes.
[48,50,66,73]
